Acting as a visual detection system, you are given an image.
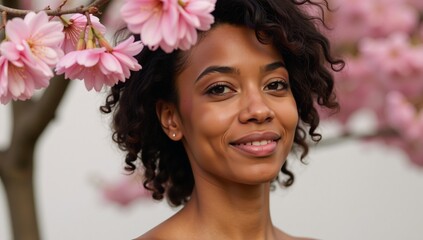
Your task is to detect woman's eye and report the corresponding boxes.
[206,84,233,95]
[264,80,289,91]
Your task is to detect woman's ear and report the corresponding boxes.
[156,100,183,141]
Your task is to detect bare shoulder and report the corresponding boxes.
[132,223,174,240]
[132,214,189,240]
[284,233,317,240]
[285,234,317,240]
[275,227,316,240]
[133,232,161,240]
[281,233,317,240]
[132,227,170,240]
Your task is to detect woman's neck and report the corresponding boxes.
[179,177,278,240]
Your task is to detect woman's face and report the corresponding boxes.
[173,24,298,186]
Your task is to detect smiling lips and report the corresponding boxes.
[230,132,281,157]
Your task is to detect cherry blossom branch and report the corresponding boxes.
[1,11,6,31]
[2,0,20,10]
[57,0,69,11]
[0,0,110,17]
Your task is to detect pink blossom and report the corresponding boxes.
[365,1,418,37]
[0,56,8,98]
[359,33,423,98]
[326,0,423,167]
[56,36,143,91]
[121,0,215,52]
[384,91,423,166]
[385,92,423,141]
[322,57,382,124]
[102,175,151,206]
[384,137,423,167]
[326,0,368,44]
[61,14,106,54]
[175,0,216,50]
[403,142,423,167]
[111,36,144,78]
[329,0,419,44]
[121,0,179,51]
[0,11,64,104]
[406,0,423,11]
[0,55,49,104]
[5,11,64,72]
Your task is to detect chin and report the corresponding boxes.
[236,165,282,185]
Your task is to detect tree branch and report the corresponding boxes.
[9,75,71,167]
[0,150,5,179]
[0,0,110,17]
[2,0,20,9]
[30,74,71,139]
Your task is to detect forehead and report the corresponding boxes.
[182,24,284,71]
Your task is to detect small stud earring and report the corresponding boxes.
[172,133,176,137]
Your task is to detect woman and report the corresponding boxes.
[102,0,343,239]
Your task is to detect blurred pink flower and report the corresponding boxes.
[327,0,369,44]
[329,0,419,44]
[102,175,151,206]
[406,0,423,10]
[56,36,143,91]
[403,142,423,166]
[323,57,382,124]
[121,0,215,52]
[61,14,106,54]
[326,0,423,167]
[365,1,418,37]
[384,91,423,166]
[359,33,423,98]
[384,136,423,167]
[385,92,423,141]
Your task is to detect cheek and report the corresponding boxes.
[278,99,299,132]
[181,101,237,139]
[179,93,193,121]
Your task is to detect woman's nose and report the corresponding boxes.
[238,90,275,124]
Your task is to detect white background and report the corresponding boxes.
[1,82,423,240]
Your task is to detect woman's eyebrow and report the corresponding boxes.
[195,61,285,82]
[196,66,239,82]
[261,61,286,73]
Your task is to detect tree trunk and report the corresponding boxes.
[0,148,40,240]
[0,75,70,240]
[0,1,110,239]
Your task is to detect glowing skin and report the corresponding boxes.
[148,24,303,240]
[174,24,298,186]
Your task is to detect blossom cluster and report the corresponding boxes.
[0,0,216,206]
[101,173,151,206]
[0,11,143,104]
[0,0,216,104]
[323,0,423,166]
[0,12,64,103]
[121,0,216,53]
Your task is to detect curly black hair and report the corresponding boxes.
[101,0,344,206]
